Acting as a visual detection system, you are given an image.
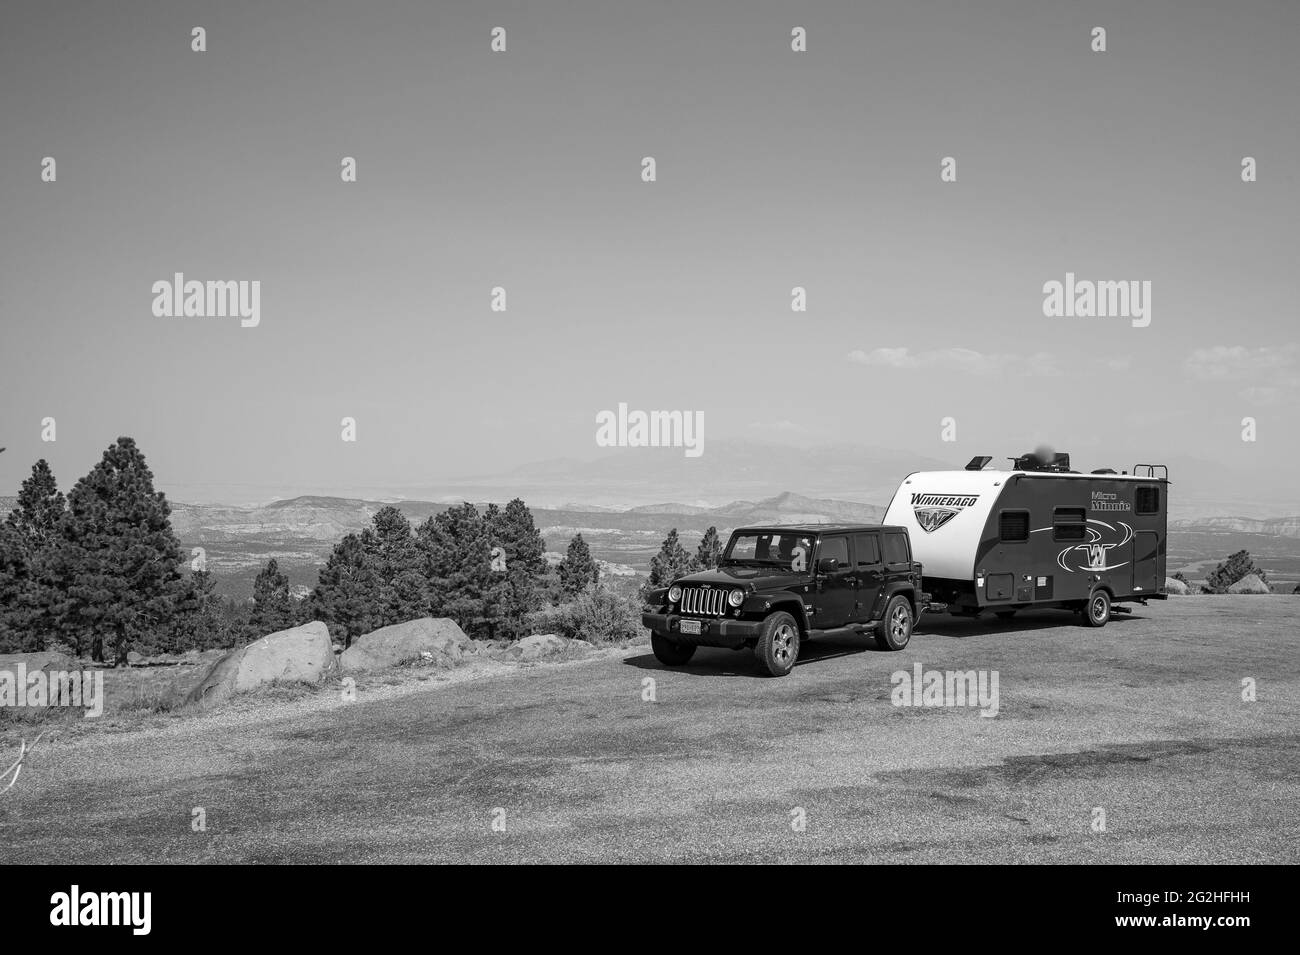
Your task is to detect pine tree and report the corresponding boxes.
[559,533,599,596]
[364,506,428,627]
[249,558,295,636]
[483,498,547,639]
[311,532,380,646]
[56,437,191,664]
[0,523,35,652]
[696,526,723,569]
[2,460,68,650]
[642,528,699,598]
[417,503,493,638]
[6,459,66,547]
[1203,549,1267,594]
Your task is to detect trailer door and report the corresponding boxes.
[1131,531,1159,594]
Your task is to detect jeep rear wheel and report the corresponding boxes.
[754,611,800,677]
[876,596,914,651]
[1083,589,1111,628]
[651,633,696,666]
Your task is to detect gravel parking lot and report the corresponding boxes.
[3,596,1297,863]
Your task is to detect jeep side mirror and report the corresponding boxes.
[816,556,839,573]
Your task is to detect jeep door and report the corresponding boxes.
[813,534,856,628]
[853,532,885,621]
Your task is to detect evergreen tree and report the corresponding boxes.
[249,558,295,635]
[1203,549,1267,594]
[417,503,493,638]
[364,506,428,627]
[6,459,66,547]
[2,460,68,650]
[311,532,379,645]
[55,437,190,664]
[642,528,699,598]
[483,498,547,639]
[0,523,34,652]
[696,526,723,569]
[559,533,599,596]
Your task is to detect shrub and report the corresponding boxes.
[527,585,644,645]
[1202,550,1267,594]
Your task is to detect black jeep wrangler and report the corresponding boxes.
[642,524,924,676]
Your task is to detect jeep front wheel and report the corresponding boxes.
[876,596,914,651]
[754,611,800,677]
[651,633,696,666]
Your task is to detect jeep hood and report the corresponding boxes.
[674,566,809,590]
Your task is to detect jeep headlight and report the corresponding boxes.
[728,589,744,608]
[667,585,682,604]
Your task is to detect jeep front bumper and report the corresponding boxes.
[641,612,762,649]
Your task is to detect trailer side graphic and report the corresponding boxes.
[883,459,1169,623]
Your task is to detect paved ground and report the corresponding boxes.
[3,596,1297,863]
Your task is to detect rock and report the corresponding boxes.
[509,633,572,662]
[340,618,473,673]
[1164,577,1190,595]
[127,650,144,665]
[1228,573,1271,595]
[185,621,337,706]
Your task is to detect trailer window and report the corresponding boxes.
[883,533,910,565]
[999,510,1029,542]
[1135,486,1160,515]
[1053,507,1087,542]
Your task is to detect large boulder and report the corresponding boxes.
[340,618,473,673]
[506,633,575,662]
[1228,573,1271,595]
[1164,577,1190,595]
[185,621,337,706]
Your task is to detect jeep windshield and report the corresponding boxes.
[722,531,816,570]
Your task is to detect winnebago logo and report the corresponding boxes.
[911,493,979,533]
[1056,520,1134,573]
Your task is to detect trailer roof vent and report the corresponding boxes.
[1091,468,1117,475]
[965,455,992,471]
[1011,450,1073,473]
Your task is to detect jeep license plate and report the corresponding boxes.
[679,619,702,635]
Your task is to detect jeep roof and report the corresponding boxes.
[731,523,910,535]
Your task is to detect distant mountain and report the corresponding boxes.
[443,439,954,509]
[1173,516,1300,539]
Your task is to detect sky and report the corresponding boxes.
[1,0,1297,508]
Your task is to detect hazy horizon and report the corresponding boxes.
[3,0,1297,515]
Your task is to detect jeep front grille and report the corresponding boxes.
[680,587,726,616]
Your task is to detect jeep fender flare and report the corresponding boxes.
[881,583,918,619]
[743,592,811,634]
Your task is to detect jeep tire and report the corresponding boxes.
[876,595,914,651]
[651,633,696,666]
[754,611,800,677]
[1083,589,1111,628]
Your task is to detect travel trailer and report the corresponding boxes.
[882,451,1169,627]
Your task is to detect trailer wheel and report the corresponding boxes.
[876,596,914,651]
[1083,589,1111,628]
[651,633,696,666]
[754,612,800,677]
